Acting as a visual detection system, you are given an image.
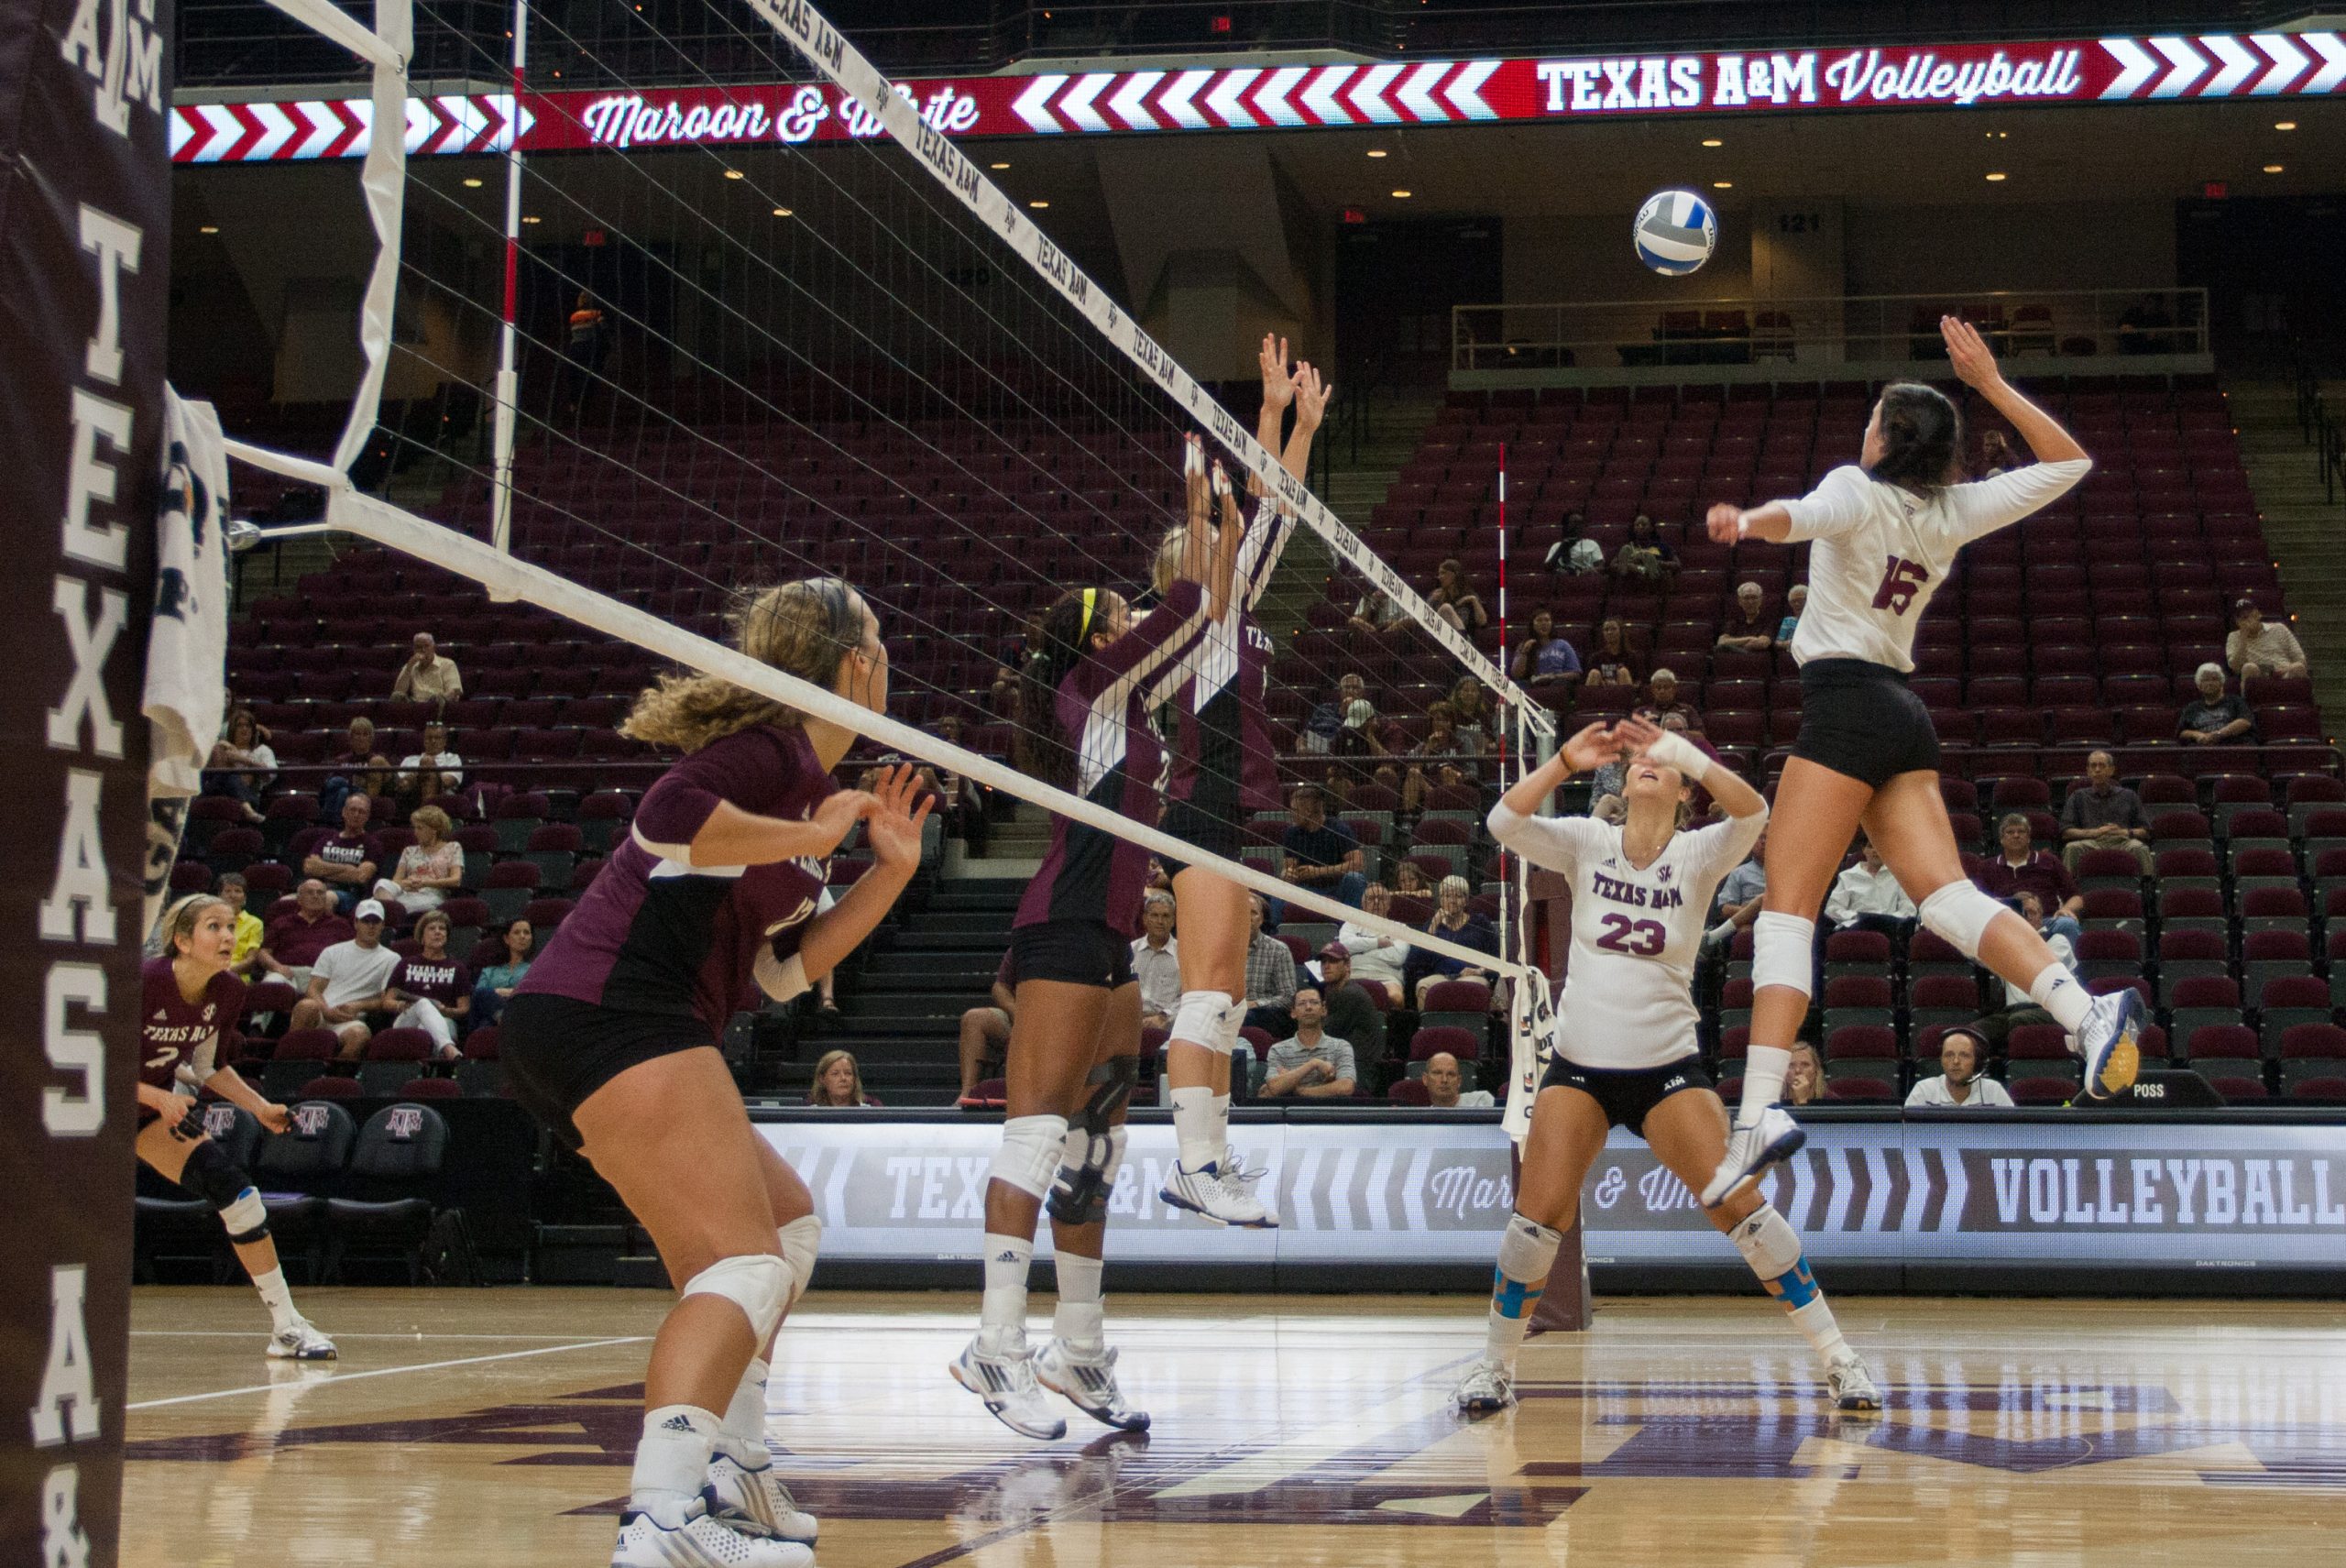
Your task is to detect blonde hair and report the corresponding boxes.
[1151,527,1187,597]
[411,805,454,840]
[159,894,231,959]
[624,579,869,754]
[806,1048,868,1107]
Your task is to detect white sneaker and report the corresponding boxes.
[2072,987,2143,1101]
[1454,1359,1516,1414]
[1159,1152,1277,1228]
[1825,1351,1883,1413]
[1699,1105,1806,1208]
[610,1507,813,1567]
[1036,1337,1149,1431]
[265,1318,337,1361]
[950,1336,1067,1441]
[706,1452,819,1544]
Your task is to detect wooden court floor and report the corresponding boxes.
[126,1287,2346,1566]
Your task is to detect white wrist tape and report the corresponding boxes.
[1644,729,1711,784]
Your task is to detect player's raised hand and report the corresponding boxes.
[1290,362,1330,433]
[1942,314,2001,390]
[1557,721,1618,775]
[809,788,881,856]
[1259,333,1293,408]
[1705,502,1746,544]
[1183,433,1210,528]
[863,763,935,873]
[1612,715,1665,756]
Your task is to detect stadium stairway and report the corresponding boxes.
[2227,377,2346,735]
[1262,389,1447,642]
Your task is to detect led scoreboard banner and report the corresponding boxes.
[172,30,2346,162]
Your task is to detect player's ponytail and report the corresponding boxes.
[1015,588,1102,790]
[623,577,868,752]
[1868,381,1964,499]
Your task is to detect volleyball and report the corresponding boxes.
[1634,188,1718,276]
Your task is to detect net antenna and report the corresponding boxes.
[215,0,1541,984]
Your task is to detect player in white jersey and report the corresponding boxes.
[1698,317,2142,1208]
[1454,717,1880,1414]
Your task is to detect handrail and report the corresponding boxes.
[2295,359,2346,509]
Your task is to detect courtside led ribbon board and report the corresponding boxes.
[173,32,2346,161]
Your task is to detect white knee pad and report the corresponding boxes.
[1169,991,1239,1054]
[990,1113,1069,1200]
[776,1214,821,1312]
[1920,881,2008,961]
[1214,1002,1244,1058]
[1750,912,1815,997]
[216,1188,269,1244]
[1727,1205,1803,1277]
[682,1253,790,1342]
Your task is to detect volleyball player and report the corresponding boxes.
[951,439,1228,1439]
[1158,335,1327,1226]
[500,579,930,1568]
[1699,317,2139,1207]
[1456,718,1880,1413]
[139,894,337,1361]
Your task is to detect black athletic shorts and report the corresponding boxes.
[1011,918,1136,991]
[1792,657,1941,788]
[499,992,716,1150]
[1540,1053,1713,1134]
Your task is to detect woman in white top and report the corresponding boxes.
[1698,318,2141,1209]
[1454,717,1879,1418]
[1336,882,1409,1003]
[1905,1027,2014,1109]
[375,804,465,914]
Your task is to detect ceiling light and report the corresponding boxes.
[1711,181,1732,189]
[1366,148,1388,158]
[1701,137,1722,148]
[1985,171,2008,181]
[199,225,219,235]
[521,214,542,225]
[772,206,793,217]
[462,177,484,188]
[2275,120,2296,130]
[990,160,1011,170]
[2265,164,2285,173]
[723,169,744,180]
[1028,199,1048,209]
[1390,189,1412,198]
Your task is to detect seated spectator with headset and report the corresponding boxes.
[1905,1026,2013,1108]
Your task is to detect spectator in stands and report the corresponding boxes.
[1544,512,1602,576]
[394,719,465,807]
[1304,673,1371,753]
[987,657,1021,721]
[1972,814,2084,938]
[2226,598,2307,681]
[256,879,352,990]
[1609,513,1678,587]
[1260,986,1356,1100]
[1783,1040,1823,1106]
[390,630,464,705]
[1393,861,1432,896]
[1967,891,2076,1047]
[1332,700,1393,773]
[1511,611,1581,702]
[1422,1050,1495,1109]
[1132,890,1180,1031]
[1243,894,1299,1036]
[323,716,391,817]
[470,917,534,1027]
[957,949,1016,1099]
[373,803,464,916]
[1905,1026,2013,1108]
[1584,619,1640,686]
[1775,584,1807,649]
[1451,677,1498,748]
[301,792,382,914]
[1346,587,1409,636]
[1716,582,1776,652]
[1310,943,1387,1070]
[384,908,471,1059]
[293,897,399,1061]
[1402,707,1474,815]
[1429,558,1489,632]
[2058,750,2152,872]
[1977,430,2015,477]
[926,715,990,856]
[203,707,275,824]
[1636,669,1704,737]
[1406,874,1498,1005]
[215,872,265,979]
[806,1048,879,1107]
[1703,829,1768,951]
[1337,886,1409,1006]
[2179,663,2258,745]
[1824,840,1917,936]
[1281,784,1367,909]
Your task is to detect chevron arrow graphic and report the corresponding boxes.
[439,93,487,152]
[2147,35,2209,97]
[2307,31,2346,93]
[1158,68,1211,129]
[1299,65,1354,124]
[246,100,296,159]
[1444,59,1501,119]
[169,108,193,159]
[1011,72,1067,132]
[1254,65,1309,126]
[1349,61,1405,123]
[2100,38,2157,97]
[2201,35,2257,95]
[1396,60,1450,120]
[2248,31,2309,93]
[1106,70,1162,130]
[1205,67,1261,127]
[1058,71,1113,132]
[291,98,342,158]
[192,103,243,162]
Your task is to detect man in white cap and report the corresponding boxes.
[291,897,400,1061]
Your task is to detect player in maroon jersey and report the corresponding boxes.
[139,894,335,1359]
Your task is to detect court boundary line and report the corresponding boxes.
[126,1335,651,1410]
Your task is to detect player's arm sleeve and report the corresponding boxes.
[1776,465,1875,543]
[1943,458,2093,544]
[1485,801,1593,877]
[630,744,753,860]
[1691,806,1768,892]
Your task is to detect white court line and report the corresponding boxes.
[132,1331,626,1340]
[127,1335,650,1410]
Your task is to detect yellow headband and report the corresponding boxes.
[1078,587,1098,642]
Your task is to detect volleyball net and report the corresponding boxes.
[213,0,1560,1080]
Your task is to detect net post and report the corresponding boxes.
[486,0,528,600]
[1495,438,1508,961]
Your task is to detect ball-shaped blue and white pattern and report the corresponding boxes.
[1634,189,1718,277]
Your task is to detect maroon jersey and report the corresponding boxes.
[309,828,381,876]
[265,909,353,967]
[521,724,833,1030]
[141,957,245,1113]
[1018,578,1210,939]
[1168,498,1295,817]
[390,953,472,1008]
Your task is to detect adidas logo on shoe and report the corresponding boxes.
[661,1413,697,1432]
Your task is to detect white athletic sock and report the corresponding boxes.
[1170,1086,1220,1172]
[1737,1046,1792,1123]
[1788,1298,1853,1366]
[1484,1213,1564,1371]
[250,1266,299,1333]
[1052,1251,1105,1351]
[981,1232,1035,1351]
[714,1356,772,1467]
[2029,963,2093,1034]
[630,1405,719,1528]
[1729,1207,1851,1367]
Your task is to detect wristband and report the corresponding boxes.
[1735,513,1749,539]
[1643,729,1712,784]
